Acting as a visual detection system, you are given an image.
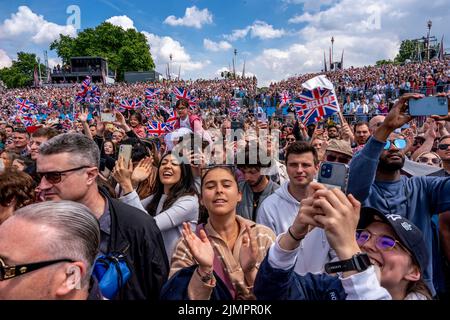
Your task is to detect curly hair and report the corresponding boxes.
[0,168,35,209]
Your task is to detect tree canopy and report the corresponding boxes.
[0,52,45,88]
[394,39,421,63]
[50,22,155,81]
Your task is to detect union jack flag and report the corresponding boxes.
[146,121,167,137]
[229,99,240,118]
[279,91,291,107]
[173,87,192,100]
[21,114,34,127]
[295,88,339,126]
[16,98,33,112]
[120,99,143,110]
[145,88,160,100]
[164,109,178,132]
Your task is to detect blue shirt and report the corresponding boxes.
[347,136,450,296]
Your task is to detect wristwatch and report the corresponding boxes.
[197,267,214,283]
[324,253,371,274]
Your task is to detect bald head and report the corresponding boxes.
[369,115,385,134]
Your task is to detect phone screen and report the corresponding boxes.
[101,112,116,122]
[118,144,133,167]
[408,97,448,116]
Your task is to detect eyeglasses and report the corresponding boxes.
[438,144,450,150]
[0,257,74,281]
[356,229,406,252]
[384,138,407,150]
[37,166,91,184]
[418,157,441,165]
[326,154,352,164]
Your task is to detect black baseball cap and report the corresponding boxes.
[358,207,429,276]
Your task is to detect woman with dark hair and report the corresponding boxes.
[114,152,199,259]
[129,111,146,138]
[0,169,35,225]
[161,165,275,300]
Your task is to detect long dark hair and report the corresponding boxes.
[145,153,197,216]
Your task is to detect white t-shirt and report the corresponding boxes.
[179,116,191,130]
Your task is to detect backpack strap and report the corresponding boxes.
[196,224,237,299]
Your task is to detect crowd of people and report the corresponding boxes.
[0,58,449,301]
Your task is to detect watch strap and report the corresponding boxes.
[324,253,371,274]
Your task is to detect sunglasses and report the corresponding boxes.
[326,154,351,164]
[37,166,91,184]
[384,138,407,150]
[0,257,74,281]
[418,157,441,165]
[356,229,406,252]
[438,144,450,150]
[286,138,296,142]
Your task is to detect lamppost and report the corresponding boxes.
[331,36,334,70]
[169,53,173,80]
[233,48,237,79]
[426,20,432,61]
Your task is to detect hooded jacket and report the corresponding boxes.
[256,182,337,275]
[100,189,170,300]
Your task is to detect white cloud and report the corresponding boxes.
[164,6,213,29]
[250,0,449,86]
[106,15,136,30]
[48,58,62,69]
[0,49,12,68]
[143,32,209,72]
[224,21,285,41]
[203,39,232,52]
[0,6,76,45]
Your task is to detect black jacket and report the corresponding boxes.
[102,189,170,300]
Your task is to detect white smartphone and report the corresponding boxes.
[100,112,116,122]
[118,144,133,167]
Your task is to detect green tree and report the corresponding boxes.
[375,59,394,66]
[394,39,420,63]
[0,52,45,88]
[50,22,155,81]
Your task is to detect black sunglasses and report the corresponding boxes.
[438,144,450,150]
[326,154,351,164]
[37,166,91,184]
[0,257,74,281]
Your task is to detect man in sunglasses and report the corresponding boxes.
[0,201,102,300]
[347,93,450,297]
[324,139,353,165]
[36,133,169,300]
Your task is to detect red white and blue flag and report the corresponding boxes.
[145,88,161,100]
[120,99,143,110]
[146,121,167,137]
[229,99,240,118]
[16,98,33,112]
[295,87,339,126]
[173,87,192,100]
[294,75,339,126]
[279,91,291,107]
[164,109,178,132]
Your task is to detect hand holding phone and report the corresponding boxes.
[118,144,133,167]
[317,162,349,194]
[100,112,116,123]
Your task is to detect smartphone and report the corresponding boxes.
[258,112,267,122]
[408,96,448,116]
[118,144,133,167]
[317,162,349,193]
[100,112,116,122]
